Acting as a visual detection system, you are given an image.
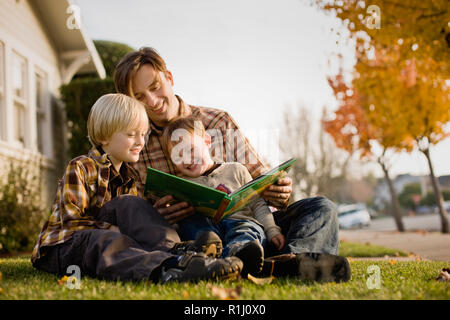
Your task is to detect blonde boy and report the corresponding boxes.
[31,94,242,283]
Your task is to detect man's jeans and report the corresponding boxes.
[267,196,339,257]
[178,216,267,257]
[179,196,339,258]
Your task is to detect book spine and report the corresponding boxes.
[213,198,231,224]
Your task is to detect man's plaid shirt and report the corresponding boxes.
[31,147,139,262]
[132,95,268,197]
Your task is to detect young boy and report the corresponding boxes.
[162,116,286,277]
[31,94,242,283]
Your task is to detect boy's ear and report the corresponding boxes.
[204,132,212,147]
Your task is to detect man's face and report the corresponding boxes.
[132,64,179,127]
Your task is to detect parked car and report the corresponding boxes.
[338,203,371,229]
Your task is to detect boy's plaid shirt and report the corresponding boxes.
[31,147,139,262]
[132,95,269,197]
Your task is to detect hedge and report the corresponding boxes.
[60,77,115,158]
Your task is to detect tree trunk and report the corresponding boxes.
[421,148,449,234]
[379,160,405,232]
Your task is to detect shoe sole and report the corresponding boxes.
[262,253,351,283]
[233,241,264,278]
[161,257,242,283]
[198,242,223,258]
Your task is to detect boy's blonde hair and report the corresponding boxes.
[161,115,206,155]
[87,93,148,147]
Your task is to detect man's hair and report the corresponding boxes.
[161,115,206,156]
[87,93,148,147]
[114,47,168,97]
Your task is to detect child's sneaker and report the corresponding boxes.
[169,231,223,258]
[159,252,242,283]
[261,252,351,283]
[229,240,264,278]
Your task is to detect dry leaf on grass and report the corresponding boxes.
[208,285,242,300]
[247,274,275,285]
[388,259,397,265]
[57,275,69,285]
[436,268,450,282]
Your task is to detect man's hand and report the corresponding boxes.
[262,177,292,209]
[154,195,195,224]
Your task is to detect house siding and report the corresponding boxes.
[0,0,66,208]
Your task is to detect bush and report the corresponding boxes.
[60,77,115,158]
[0,161,48,254]
[93,40,135,77]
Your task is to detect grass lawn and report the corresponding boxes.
[0,242,448,300]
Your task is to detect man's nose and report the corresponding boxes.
[144,91,158,107]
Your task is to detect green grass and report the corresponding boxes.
[0,241,446,300]
[339,241,409,258]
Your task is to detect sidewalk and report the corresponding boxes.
[340,229,450,261]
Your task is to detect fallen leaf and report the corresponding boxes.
[208,285,242,300]
[57,275,69,285]
[0,287,3,294]
[436,268,450,282]
[347,257,354,263]
[365,242,371,246]
[388,259,397,265]
[247,274,274,285]
[183,290,189,298]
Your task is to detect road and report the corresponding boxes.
[364,213,445,232]
[339,213,450,261]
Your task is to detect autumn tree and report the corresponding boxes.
[317,0,450,233]
[324,68,406,231]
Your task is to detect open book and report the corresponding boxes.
[144,158,296,223]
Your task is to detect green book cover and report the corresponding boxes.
[144,158,296,223]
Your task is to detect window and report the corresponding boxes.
[35,71,47,154]
[0,42,4,140]
[12,52,28,146]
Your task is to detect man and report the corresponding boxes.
[113,47,350,282]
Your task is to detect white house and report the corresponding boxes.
[0,0,105,205]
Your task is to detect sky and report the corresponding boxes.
[73,0,450,178]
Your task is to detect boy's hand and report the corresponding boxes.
[262,177,292,209]
[271,234,286,251]
[154,195,195,224]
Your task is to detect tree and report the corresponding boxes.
[317,0,450,233]
[324,68,406,231]
[280,104,351,202]
[94,40,135,77]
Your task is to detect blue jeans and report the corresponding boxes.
[268,196,339,256]
[178,215,267,257]
[178,196,339,258]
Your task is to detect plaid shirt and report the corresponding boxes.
[132,95,268,197]
[31,147,139,262]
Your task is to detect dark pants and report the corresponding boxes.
[33,195,180,282]
[263,196,339,257]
